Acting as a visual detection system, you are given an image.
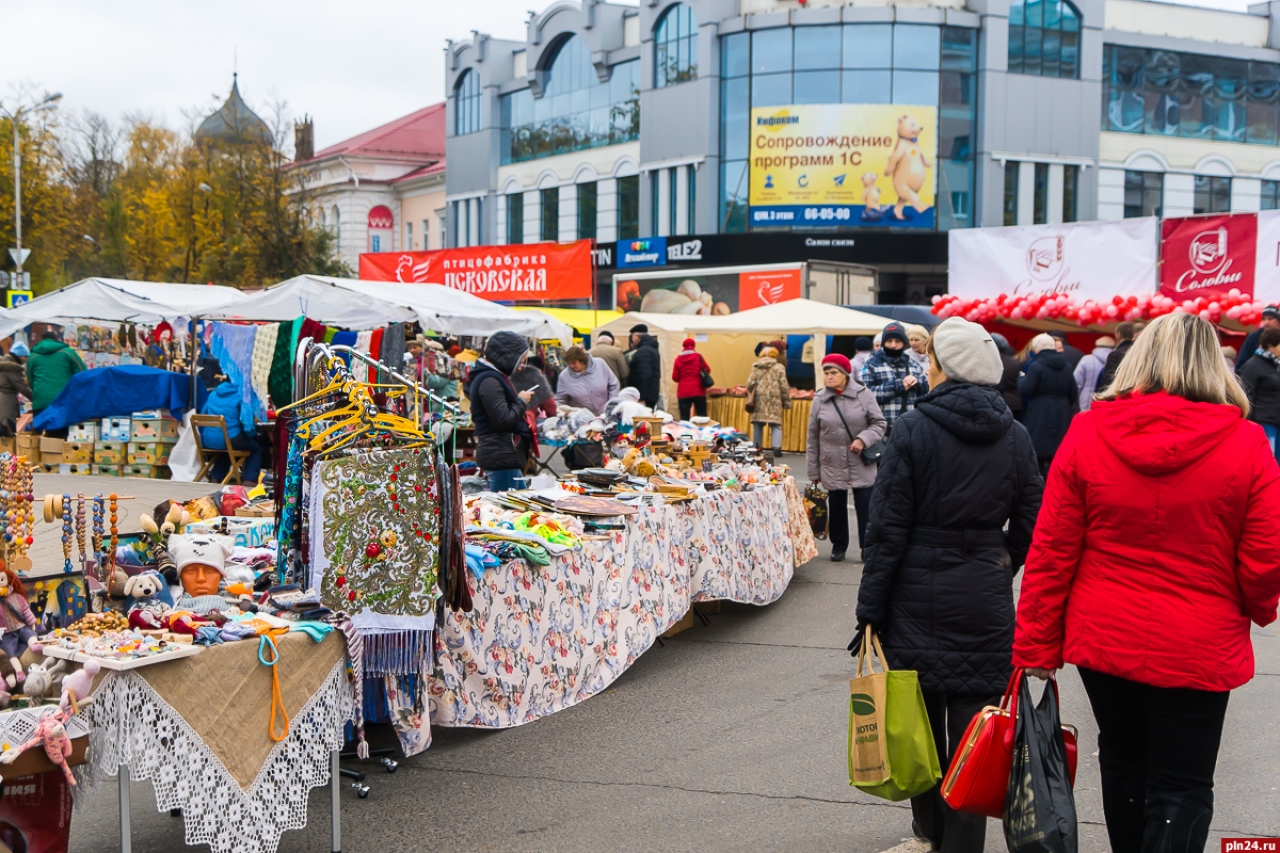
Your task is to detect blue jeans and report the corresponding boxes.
[486,468,526,491]
[1263,423,1280,462]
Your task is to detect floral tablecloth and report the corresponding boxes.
[431,480,809,729]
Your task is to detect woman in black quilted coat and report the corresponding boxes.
[854,318,1043,853]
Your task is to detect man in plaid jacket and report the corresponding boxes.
[858,322,929,430]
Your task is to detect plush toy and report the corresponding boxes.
[123,571,174,629]
[0,706,77,785]
[141,503,189,585]
[22,659,65,702]
[885,114,932,220]
[0,565,36,684]
[58,659,100,711]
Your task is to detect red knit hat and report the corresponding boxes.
[682,338,696,350]
[822,353,852,376]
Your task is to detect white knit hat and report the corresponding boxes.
[1029,333,1057,354]
[931,317,1004,387]
[168,534,231,576]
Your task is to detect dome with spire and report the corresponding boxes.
[195,74,271,144]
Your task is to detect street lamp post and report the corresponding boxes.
[1,92,63,288]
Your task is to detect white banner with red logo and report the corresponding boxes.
[1160,214,1257,300]
[948,218,1158,303]
[359,240,594,302]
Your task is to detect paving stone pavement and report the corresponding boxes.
[31,467,1279,853]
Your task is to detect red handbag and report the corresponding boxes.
[940,668,1078,819]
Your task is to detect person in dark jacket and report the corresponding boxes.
[627,334,662,409]
[855,317,1043,853]
[1096,321,1138,392]
[466,331,536,491]
[1239,326,1280,460]
[0,351,32,431]
[991,332,1022,421]
[1019,334,1079,475]
[1235,304,1280,374]
[1047,330,1084,370]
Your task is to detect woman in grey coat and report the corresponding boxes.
[806,353,887,562]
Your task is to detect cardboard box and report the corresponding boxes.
[130,418,179,441]
[100,417,131,441]
[58,463,92,476]
[37,462,58,474]
[16,433,40,461]
[68,421,99,442]
[187,516,277,548]
[94,441,125,465]
[91,464,120,477]
[61,442,93,464]
[234,503,276,518]
[0,436,14,456]
[126,441,173,465]
[122,463,170,480]
[39,437,64,457]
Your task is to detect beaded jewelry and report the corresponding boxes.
[3,457,35,556]
[61,493,73,574]
[91,494,104,568]
[108,494,119,573]
[76,494,86,567]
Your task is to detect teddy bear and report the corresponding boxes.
[884,114,933,221]
[860,172,885,222]
[123,571,174,630]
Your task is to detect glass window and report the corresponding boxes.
[941,27,977,72]
[1004,162,1019,226]
[843,24,893,70]
[651,171,660,236]
[1124,170,1162,218]
[541,187,559,241]
[1262,180,1280,211]
[720,160,748,233]
[455,70,481,135]
[794,26,842,70]
[617,175,639,240]
[722,32,749,79]
[500,38,639,163]
[578,182,597,240]
[1033,163,1049,225]
[507,192,524,244]
[794,71,840,104]
[721,78,750,161]
[894,25,941,71]
[893,71,940,106]
[1063,165,1079,223]
[687,164,697,234]
[752,28,792,74]
[751,72,792,107]
[1179,53,1213,139]
[842,70,892,104]
[1248,62,1280,145]
[655,3,698,88]
[1193,175,1231,214]
[1215,58,1246,143]
[1009,0,1082,79]
[669,168,678,235]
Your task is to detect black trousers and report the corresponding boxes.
[912,692,998,853]
[677,396,707,419]
[1079,667,1229,853]
[827,487,873,555]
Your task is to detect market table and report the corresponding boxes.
[706,395,811,454]
[430,479,817,729]
[84,631,352,853]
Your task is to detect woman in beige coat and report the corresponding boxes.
[746,346,791,457]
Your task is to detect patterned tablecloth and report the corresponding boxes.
[430,479,814,729]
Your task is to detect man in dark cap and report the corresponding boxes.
[626,324,662,408]
[859,321,929,430]
[465,331,536,491]
[1236,305,1280,375]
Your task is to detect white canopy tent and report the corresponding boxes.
[205,275,573,346]
[0,278,248,340]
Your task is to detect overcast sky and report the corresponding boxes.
[1,0,1256,152]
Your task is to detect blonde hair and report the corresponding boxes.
[1096,312,1250,415]
[907,325,929,343]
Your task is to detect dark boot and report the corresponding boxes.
[1100,766,1147,853]
[1142,792,1213,853]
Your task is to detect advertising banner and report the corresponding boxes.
[1254,210,1280,304]
[1160,214,1257,300]
[614,265,803,314]
[949,218,1159,303]
[358,239,594,302]
[749,104,937,229]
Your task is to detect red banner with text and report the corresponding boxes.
[359,240,594,302]
[1160,214,1257,300]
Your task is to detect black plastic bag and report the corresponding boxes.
[1004,675,1078,853]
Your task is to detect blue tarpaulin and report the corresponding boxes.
[33,366,208,431]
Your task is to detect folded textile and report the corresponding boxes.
[466,525,574,556]
[464,543,501,579]
[268,319,297,410]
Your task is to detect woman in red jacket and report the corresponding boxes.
[671,338,710,420]
[1015,312,1280,853]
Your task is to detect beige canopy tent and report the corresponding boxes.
[591,299,890,407]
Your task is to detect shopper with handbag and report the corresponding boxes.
[855,317,1042,853]
[1015,312,1280,853]
[806,354,885,562]
[747,346,792,457]
[671,337,711,420]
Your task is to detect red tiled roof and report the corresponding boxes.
[391,161,447,183]
[305,102,445,164]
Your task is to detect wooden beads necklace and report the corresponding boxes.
[76,494,86,568]
[91,494,104,566]
[61,493,73,574]
[4,459,34,555]
[108,494,119,574]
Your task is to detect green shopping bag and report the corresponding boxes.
[847,629,942,802]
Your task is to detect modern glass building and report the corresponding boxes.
[445,0,1280,303]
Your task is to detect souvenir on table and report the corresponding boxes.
[168,534,234,616]
[309,446,440,630]
[0,705,78,785]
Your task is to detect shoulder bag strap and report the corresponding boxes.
[828,394,858,445]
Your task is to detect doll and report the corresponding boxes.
[168,535,232,616]
[0,706,77,785]
[122,571,174,629]
[0,566,36,684]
